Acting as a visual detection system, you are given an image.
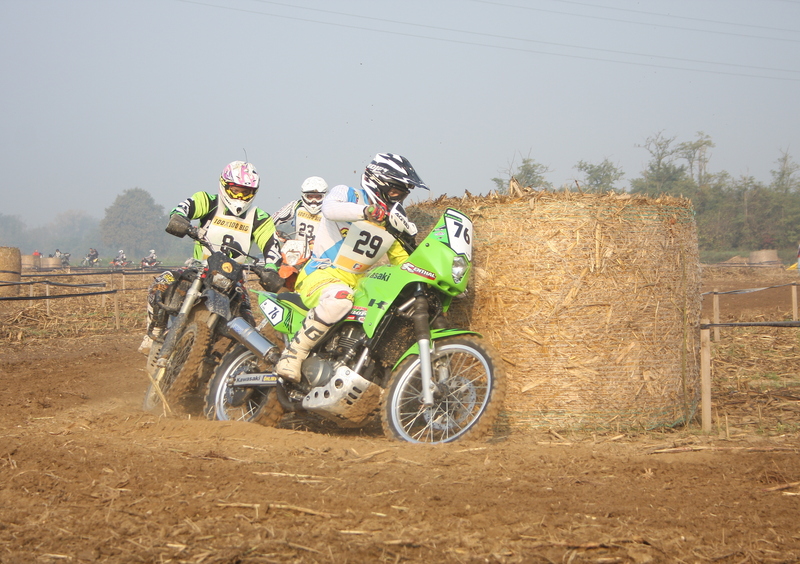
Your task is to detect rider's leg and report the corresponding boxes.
[138,270,178,355]
[275,271,354,383]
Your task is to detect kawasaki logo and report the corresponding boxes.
[401,262,435,280]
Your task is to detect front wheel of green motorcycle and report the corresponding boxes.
[381,335,506,444]
[203,344,285,426]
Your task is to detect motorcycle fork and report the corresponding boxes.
[410,286,434,407]
[155,276,203,368]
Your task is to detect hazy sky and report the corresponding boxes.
[2,0,799,228]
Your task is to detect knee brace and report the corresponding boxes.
[313,284,355,324]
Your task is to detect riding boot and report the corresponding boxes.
[275,310,332,383]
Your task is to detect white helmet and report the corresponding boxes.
[219,161,260,217]
[149,250,155,254]
[300,176,328,215]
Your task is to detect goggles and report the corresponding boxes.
[224,182,257,201]
[303,192,325,203]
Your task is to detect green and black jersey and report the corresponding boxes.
[171,191,282,267]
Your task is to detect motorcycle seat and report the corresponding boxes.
[276,292,309,311]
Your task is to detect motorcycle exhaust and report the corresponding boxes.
[226,317,276,358]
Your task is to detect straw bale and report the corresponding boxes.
[409,191,701,431]
[0,247,21,298]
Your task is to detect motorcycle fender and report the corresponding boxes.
[202,288,232,320]
[392,328,482,369]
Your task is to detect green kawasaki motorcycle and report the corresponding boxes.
[204,206,506,444]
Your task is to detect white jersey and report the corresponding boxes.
[203,205,257,264]
[273,200,322,246]
[301,184,399,275]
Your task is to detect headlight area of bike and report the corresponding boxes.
[451,255,469,285]
[206,254,242,292]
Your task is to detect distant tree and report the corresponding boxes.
[100,188,168,259]
[492,154,552,193]
[770,149,800,194]
[574,159,625,193]
[0,214,28,249]
[34,210,99,256]
[677,132,715,186]
[629,131,694,197]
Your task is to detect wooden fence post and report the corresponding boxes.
[792,283,798,322]
[701,320,712,434]
[712,289,720,342]
[114,291,120,330]
[45,282,50,316]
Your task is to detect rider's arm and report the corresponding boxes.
[252,209,282,268]
[272,200,299,225]
[321,185,368,222]
[171,191,213,221]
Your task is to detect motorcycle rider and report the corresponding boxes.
[272,176,328,247]
[88,248,99,265]
[138,160,284,355]
[143,249,158,266]
[275,153,427,383]
[114,250,127,265]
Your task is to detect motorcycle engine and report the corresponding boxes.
[301,323,366,388]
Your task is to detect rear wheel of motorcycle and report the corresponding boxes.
[203,344,285,426]
[142,309,212,413]
[381,335,506,444]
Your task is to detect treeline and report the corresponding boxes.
[0,188,192,263]
[494,131,800,257]
[3,135,799,264]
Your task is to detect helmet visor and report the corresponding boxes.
[224,182,257,201]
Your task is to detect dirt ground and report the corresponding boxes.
[1,268,799,563]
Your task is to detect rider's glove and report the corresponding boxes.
[258,268,284,293]
[363,204,387,223]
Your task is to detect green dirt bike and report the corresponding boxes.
[204,206,506,444]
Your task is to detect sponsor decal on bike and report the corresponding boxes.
[401,262,436,280]
[369,271,391,281]
[233,373,278,385]
[346,306,368,322]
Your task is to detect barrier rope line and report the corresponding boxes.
[701,282,798,296]
[0,289,118,301]
[0,280,107,288]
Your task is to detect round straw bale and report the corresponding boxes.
[410,190,701,432]
[0,247,22,298]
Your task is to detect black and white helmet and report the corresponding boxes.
[361,153,429,205]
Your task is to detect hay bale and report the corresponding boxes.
[0,247,22,298]
[410,191,701,431]
[748,249,780,266]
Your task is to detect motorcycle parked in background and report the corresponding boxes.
[142,214,281,414]
[204,206,507,444]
